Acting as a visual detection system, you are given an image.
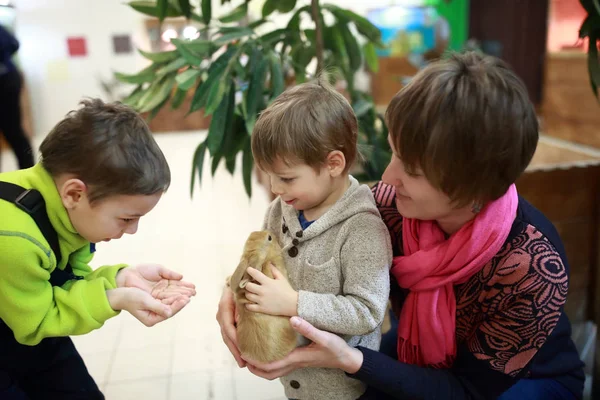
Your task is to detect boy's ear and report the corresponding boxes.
[326,150,346,178]
[59,178,88,210]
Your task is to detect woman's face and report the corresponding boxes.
[381,135,462,223]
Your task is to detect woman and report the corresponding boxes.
[216,52,585,399]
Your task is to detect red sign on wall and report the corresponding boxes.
[67,37,87,57]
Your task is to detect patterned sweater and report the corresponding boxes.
[350,182,585,399]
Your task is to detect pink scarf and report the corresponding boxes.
[392,184,518,368]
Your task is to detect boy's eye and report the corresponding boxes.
[281,177,295,183]
[121,218,134,223]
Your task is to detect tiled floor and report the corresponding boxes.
[1,131,286,400]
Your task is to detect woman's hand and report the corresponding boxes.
[216,284,246,368]
[243,317,364,380]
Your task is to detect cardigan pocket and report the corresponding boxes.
[302,257,341,294]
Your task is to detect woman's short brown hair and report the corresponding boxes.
[39,98,170,203]
[386,51,538,207]
[251,76,357,173]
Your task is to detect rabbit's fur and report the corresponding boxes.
[228,231,297,363]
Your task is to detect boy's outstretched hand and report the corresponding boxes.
[106,287,191,327]
[116,264,196,299]
[115,264,196,323]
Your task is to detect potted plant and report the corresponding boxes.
[116,0,390,197]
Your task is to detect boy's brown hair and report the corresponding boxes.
[251,75,357,173]
[386,51,538,207]
[39,98,170,204]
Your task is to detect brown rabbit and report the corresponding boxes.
[228,230,297,363]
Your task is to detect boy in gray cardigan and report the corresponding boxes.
[241,77,392,400]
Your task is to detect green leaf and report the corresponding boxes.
[363,42,378,72]
[219,3,247,23]
[323,4,382,45]
[122,85,146,108]
[324,25,350,76]
[248,18,268,29]
[206,81,235,154]
[182,39,213,54]
[171,87,187,109]
[157,0,168,21]
[189,46,238,113]
[138,48,179,63]
[588,32,600,98]
[220,115,246,175]
[276,0,296,13]
[211,151,223,176]
[172,39,204,65]
[176,68,201,90]
[242,137,253,197]
[304,29,316,43]
[114,64,158,84]
[269,52,284,98]
[262,0,277,17]
[148,91,171,120]
[225,156,236,174]
[353,98,372,118]
[201,0,212,24]
[338,23,362,72]
[138,74,176,113]
[178,0,191,19]
[245,56,269,134]
[259,29,288,46]
[214,28,253,46]
[290,42,314,82]
[156,57,187,77]
[128,1,182,18]
[579,14,600,38]
[190,142,207,196]
[205,76,229,116]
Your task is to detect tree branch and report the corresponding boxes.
[311,0,324,74]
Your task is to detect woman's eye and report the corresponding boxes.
[281,177,295,183]
[121,218,134,223]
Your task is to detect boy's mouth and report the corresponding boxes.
[284,199,296,205]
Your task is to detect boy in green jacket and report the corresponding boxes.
[0,99,195,399]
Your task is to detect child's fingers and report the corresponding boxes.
[270,264,284,280]
[246,267,268,284]
[244,282,262,295]
[244,292,259,304]
[158,266,184,280]
[168,296,191,317]
[141,295,172,319]
[245,303,262,313]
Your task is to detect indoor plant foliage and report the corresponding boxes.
[579,0,600,99]
[117,0,390,197]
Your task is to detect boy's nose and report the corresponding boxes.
[124,221,139,235]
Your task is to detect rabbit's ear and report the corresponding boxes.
[230,258,251,290]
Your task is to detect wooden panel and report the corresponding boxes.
[370,57,418,107]
[541,53,600,148]
[516,166,600,221]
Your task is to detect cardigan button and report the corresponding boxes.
[296,230,303,238]
[288,247,298,258]
[282,224,289,234]
[292,239,299,246]
[290,380,300,389]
